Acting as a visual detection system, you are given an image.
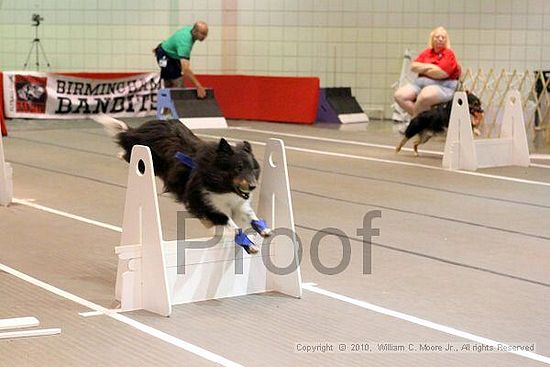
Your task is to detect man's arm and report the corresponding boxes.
[181,59,206,98]
[411,62,449,79]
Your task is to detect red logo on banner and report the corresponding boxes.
[15,75,47,113]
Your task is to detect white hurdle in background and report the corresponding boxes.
[115,138,302,316]
[0,133,13,206]
[442,90,530,171]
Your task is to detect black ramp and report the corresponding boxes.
[317,87,368,123]
[170,89,224,118]
[325,87,365,114]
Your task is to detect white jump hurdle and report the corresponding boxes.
[442,90,530,171]
[0,133,13,206]
[115,139,302,316]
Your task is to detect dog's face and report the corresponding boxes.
[466,91,484,127]
[17,83,45,102]
[216,138,259,200]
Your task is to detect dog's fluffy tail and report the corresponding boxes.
[92,114,129,136]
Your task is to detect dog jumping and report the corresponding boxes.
[395,91,484,156]
[95,116,271,254]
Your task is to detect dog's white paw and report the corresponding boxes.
[251,219,271,237]
[260,227,272,237]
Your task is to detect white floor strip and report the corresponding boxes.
[229,127,550,169]
[530,163,550,169]
[8,199,550,364]
[0,316,39,330]
[229,127,443,156]
[79,310,121,317]
[0,264,244,367]
[0,328,61,340]
[302,284,550,365]
[199,134,550,188]
[12,198,122,232]
[530,154,550,160]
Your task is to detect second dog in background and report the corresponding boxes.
[395,91,484,156]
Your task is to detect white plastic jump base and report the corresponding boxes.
[0,134,13,206]
[442,90,530,171]
[338,113,369,124]
[115,139,302,316]
[178,117,228,129]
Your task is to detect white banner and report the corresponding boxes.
[2,71,161,119]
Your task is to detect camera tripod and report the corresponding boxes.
[23,18,51,71]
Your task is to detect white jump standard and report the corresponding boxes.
[115,139,302,316]
[443,90,530,171]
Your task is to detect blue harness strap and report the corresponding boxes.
[175,151,196,170]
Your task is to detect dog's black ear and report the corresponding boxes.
[242,141,252,153]
[217,138,234,154]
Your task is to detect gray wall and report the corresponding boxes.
[1,0,549,117]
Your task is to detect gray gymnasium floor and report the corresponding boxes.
[1,117,549,366]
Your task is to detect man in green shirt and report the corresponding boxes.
[154,21,208,98]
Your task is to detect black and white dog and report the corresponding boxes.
[395,91,484,155]
[96,116,271,254]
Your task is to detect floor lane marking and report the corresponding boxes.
[198,134,550,188]
[0,263,244,367]
[8,200,549,365]
[302,284,550,365]
[231,126,550,166]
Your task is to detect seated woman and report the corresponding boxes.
[394,26,461,118]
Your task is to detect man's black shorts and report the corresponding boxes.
[155,45,183,81]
